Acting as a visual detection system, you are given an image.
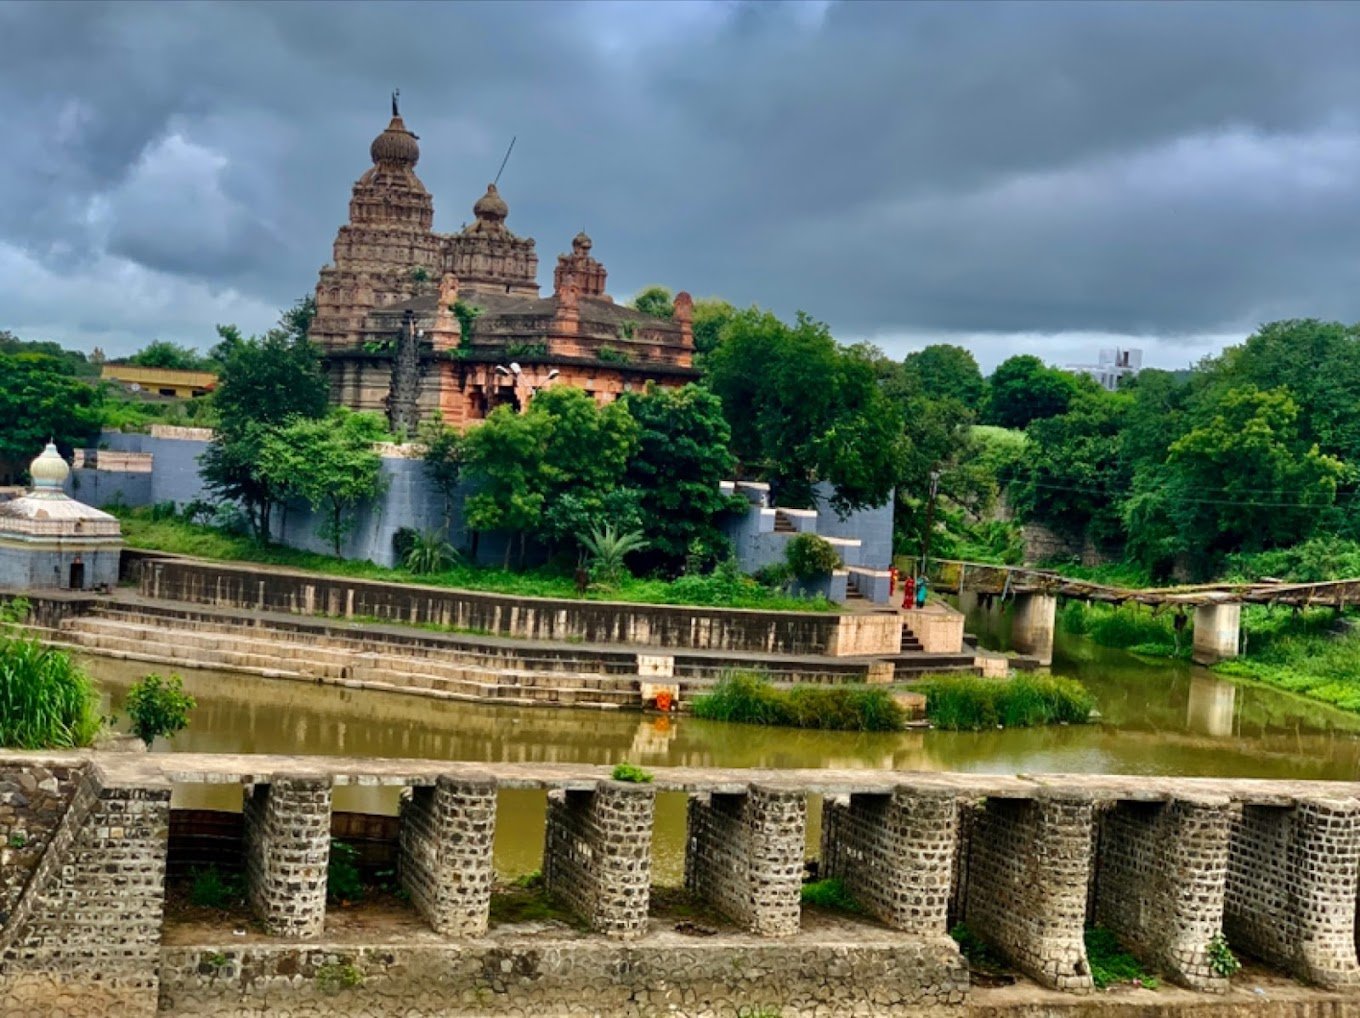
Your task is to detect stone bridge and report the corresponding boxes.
[3,752,1360,1017]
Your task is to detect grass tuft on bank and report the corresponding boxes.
[691,672,906,732]
[923,673,1094,731]
[0,598,102,750]
[115,509,835,614]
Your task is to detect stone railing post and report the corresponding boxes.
[399,773,497,936]
[820,787,957,934]
[243,774,332,938]
[1094,795,1233,991]
[543,780,655,939]
[1226,797,1360,988]
[685,783,806,937]
[964,791,1095,992]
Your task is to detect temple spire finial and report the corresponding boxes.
[391,88,400,117]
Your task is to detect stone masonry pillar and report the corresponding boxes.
[399,773,497,936]
[1010,592,1057,667]
[1192,601,1241,665]
[243,775,332,938]
[1094,795,1234,991]
[965,791,1095,992]
[685,784,806,937]
[820,787,957,934]
[543,780,655,940]
[1225,797,1360,988]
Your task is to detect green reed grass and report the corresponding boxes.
[923,673,1094,731]
[691,672,906,732]
[0,633,102,749]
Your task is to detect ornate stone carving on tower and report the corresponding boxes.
[310,98,699,431]
[553,232,608,299]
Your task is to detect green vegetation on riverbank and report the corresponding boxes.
[691,673,905,732]
[923,673,1094,731]
[115,510,835,613]
[0,600,101,749]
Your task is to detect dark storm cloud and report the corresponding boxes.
[1,0,1358,362]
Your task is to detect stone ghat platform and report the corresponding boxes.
[4,753,1360,1017]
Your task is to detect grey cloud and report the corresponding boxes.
[1,0,1359,360]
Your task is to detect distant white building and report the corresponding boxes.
[1067,347,1142,391]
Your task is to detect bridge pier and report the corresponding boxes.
[242,775,332,938]
[543,780,655,940]
[685,784,806,937]
[820,787,957,934]
[1011,592,1057,666]
[1192,601,1241,665]
[1094,795,1234,991]
[964,792,1095,992]
[1225,797,1360,988]
[399,773,497,935]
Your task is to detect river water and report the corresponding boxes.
[86,628,1360,880]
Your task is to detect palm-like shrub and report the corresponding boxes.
[403,528,458,575]
[580,522,647,587]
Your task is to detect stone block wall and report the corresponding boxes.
[1225,798,1360,988]
[243,776,333,938]
[820,788,957,934]
[0,768,170,1018]
[685,785,805,937]
[543,781,655,939]
[0,761,80,924]
[1093,795,1233,991]
[964,793,1095,992]
[399,774,497,936]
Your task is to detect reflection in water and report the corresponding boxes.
[85,619,1360,880]
[1187,674,1237,738]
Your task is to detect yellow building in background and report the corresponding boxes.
[100,364,217,398]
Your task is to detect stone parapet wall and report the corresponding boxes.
[244,776,333,939]
[1094,796,1234,991]
[543,782,655,939]
[0,764,170,1018]
[964,793,1095,992]
[820,788,956,934]
[157,938,969,1017]
[1225,798,1360,988]
[134,555,899,657]
[399,774,497,936]
[0,760,80,922]
[685,785,805,936]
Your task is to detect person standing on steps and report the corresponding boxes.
[915,574,930,609]
[901,573,916,610]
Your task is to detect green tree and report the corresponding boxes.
[620,383,740,571]
[417,412,463,528]
[704,308,906,513]
[0,352,105,476]
[126,340,209,372]
[691,298,736,357]
[123,673,196,747]
[1125,386,1348,575]
[258,409,388,556]
[629,285,675,320]
[200,303,330,539]
[903,344,985,411]
[984,355,1082,429]
[460,406,553,567]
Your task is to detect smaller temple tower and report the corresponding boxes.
[0,443,122,590]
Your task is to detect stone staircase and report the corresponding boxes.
[53,605,644,710]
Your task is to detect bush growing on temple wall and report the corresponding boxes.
[691,673,905,732]
[785,533,842,581]
[0,614,102,750]
[923,673,1094,731]
[610,762,653,783]
[124,673,196,747]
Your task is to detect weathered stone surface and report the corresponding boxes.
[399,773,497,935]
[244,775,332,939]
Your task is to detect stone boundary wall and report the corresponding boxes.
[543,782,655,939]
[4,753,1360,1017]
[133,553,902,656]
[0,760,81,922]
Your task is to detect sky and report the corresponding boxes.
[2,0,1359,372]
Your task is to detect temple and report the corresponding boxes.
[310,97,699,432]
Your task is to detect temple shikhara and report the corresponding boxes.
[310,96,698,432]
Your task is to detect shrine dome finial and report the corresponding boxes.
[28,441,69,491]
[370,92,420,167]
